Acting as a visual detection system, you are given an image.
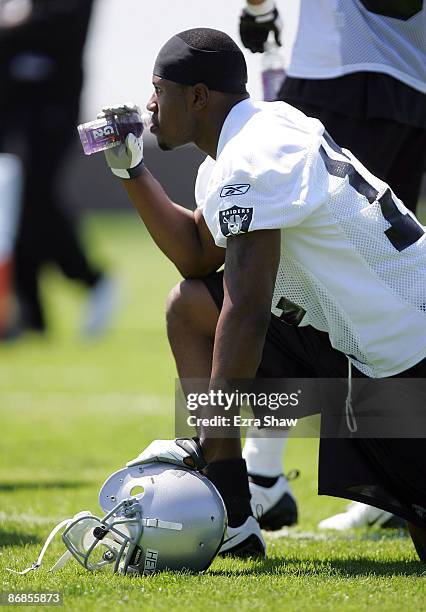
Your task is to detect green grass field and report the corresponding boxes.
[1,211,426,611]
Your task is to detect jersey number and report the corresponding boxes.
[276,135,425,322]
[320,135,424,252]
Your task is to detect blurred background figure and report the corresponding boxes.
[0,0,118,338]
[239,0,426,530]
[0,153,21,338]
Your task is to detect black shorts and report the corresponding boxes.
[203,271,426,527]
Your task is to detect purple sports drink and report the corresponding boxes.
[78,111,152,156]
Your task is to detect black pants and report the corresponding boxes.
[203,271,426,528]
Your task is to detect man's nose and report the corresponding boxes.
[146,93,157,112]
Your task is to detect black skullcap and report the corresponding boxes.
[153,28,248,94]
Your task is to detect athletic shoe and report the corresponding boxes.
[318,502,405,530]
[249,472,299,530]
[80,276,120,337]
[219,516,266,559]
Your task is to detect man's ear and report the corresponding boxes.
[191,83,210,111]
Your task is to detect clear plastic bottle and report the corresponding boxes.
[261,38,286,102]
[77,110,152,156]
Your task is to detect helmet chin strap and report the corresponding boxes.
[6,511,93,575]
[6,518,72,575]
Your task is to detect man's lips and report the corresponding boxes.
[150,117,159,132]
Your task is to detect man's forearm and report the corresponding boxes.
[199,229,280,463]
[123,168,207,277]
[210,229,278,380]
[200,304,270,463]
[212,304,269,379]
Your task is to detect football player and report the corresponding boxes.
[100,28,426,561]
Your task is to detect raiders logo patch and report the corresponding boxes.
[219,206,253,237]
[220,184,251,197]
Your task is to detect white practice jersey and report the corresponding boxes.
[280,0,426,92]
[195,99,426,378]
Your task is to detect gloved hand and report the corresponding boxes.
[126,438,207,471]
[239,0,282,53]
[98,103,144,179]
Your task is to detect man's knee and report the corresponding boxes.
[166,278,219,335]
[166,279,200,324]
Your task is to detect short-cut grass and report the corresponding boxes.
[1,210,425,611]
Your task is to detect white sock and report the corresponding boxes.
[242,428,288,477]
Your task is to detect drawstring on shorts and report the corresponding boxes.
[345,358,357,433]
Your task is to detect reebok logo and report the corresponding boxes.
[220,184,251,197]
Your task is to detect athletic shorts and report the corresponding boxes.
[202,271,426,527]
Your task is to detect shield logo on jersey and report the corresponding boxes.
[219,206,253,237]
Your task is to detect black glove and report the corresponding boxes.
[239,4,282,53]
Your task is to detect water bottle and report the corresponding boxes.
[261,38,285,102]
[77,110,152,156]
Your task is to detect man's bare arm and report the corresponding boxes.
[123,169,225,278]
[213,228,280,376]
[200,228,281,462]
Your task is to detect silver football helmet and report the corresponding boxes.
[7,462,226,577]
[66,462,226,575]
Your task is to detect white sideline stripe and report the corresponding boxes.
[264,528,407,542]
[0,511,61,526]
[0,393,170,414]
[265,529,330,541]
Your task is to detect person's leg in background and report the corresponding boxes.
[243,428,298,529]
[0,154,21,338]
[14,94,118,336]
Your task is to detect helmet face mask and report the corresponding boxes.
[62,499,143,574]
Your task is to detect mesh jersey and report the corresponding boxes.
[195,99,426,377]
[280,0,426,93]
